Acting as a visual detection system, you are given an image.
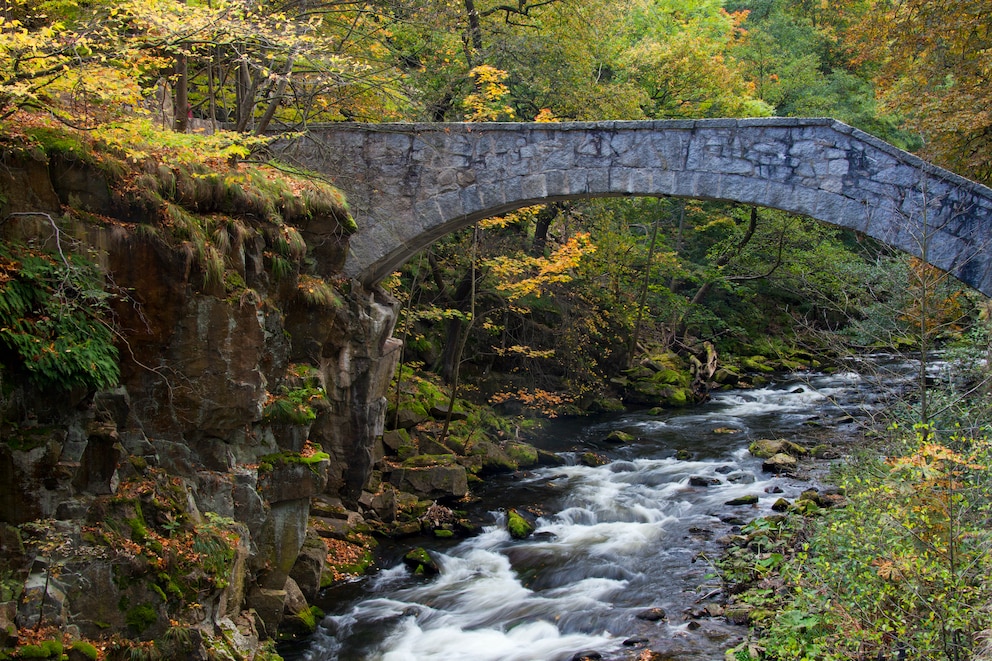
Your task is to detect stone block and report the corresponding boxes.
[389,465,468,501]
[258,457,329,504]
[253,499,310,579]
[289,530,327,603]
[247,587,286,639]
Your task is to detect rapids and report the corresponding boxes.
[287,361,912,660]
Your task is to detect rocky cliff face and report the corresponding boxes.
[0,147,400,656]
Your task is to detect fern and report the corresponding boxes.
[0,242,119,391]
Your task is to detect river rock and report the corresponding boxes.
[771,497,791,512]
[725,494,759,506]
[749,438,808,458]
[812,444,841,459]
[389,465,468,500]
[505,441,540,468]
[579,452,608,467]
[635,607,667,622]
[798,489,825,507]
[246,586,286,639]
[689,475,721,487]
[403,547,440,576]
[279,577,316,637]
[604,430,636,444]
[464,438,517,474]
[289,530,327,602]
[712,367,741,385]
[537,449,567,466]
[571,652,602,661]
[762,453,798,474]
[507,509,535,539]
[724,605,753,625]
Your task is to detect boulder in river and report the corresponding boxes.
[748,438,808,458]
[570,652,602,661]
[403,547,440,576]
[635,607,668,622]
[762,453,798,474]
[771,497,791,512]
[507,508,536,539]
[579,452,608,467]
[725,494,759,506]
[604,430,636,444]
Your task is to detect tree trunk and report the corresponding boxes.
[254,51,297,135]
[439,226,480,446]
[438,267,478,382]
[628,213,661,366]
[531,203,560,256]
[668,201,686,291]
[463,0,484,65]
[234,59,257,133]
[173,53,189,132]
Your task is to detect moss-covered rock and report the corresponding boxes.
[762,453,798,474]
[741,356,776,373]
[67,641,99,661]
[748,438,808,458]
[464,438,517,474]
[389,465,469,500]
[402,547,439,576]
[504,442,539,468]
[579,452,608,467]
[13,640,62,659]
[507,509,535,540]
[402,454,458,468]
[604,430,636,444]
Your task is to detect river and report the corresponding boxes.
[285,359,913,661]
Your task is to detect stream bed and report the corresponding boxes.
[286,359,914,660]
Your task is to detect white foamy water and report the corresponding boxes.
[292,364,908,661]
[304,450,786,661]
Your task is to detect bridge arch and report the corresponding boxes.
[274,118,992,296]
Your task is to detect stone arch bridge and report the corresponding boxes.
[273,118,992,296]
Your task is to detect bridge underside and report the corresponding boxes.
[273,118,992,297]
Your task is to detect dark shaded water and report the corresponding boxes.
[286,361,912,661]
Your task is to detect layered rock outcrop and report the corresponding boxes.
[0,146,400,655]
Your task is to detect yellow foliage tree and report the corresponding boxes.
[462,64,515,121]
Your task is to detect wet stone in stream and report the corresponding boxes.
[286,363,913,661]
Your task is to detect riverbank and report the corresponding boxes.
[716,426,992,660]
[282,366,885,660]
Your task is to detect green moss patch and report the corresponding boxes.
[507,509,535,540]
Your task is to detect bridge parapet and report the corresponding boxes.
[272,118,992,296]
